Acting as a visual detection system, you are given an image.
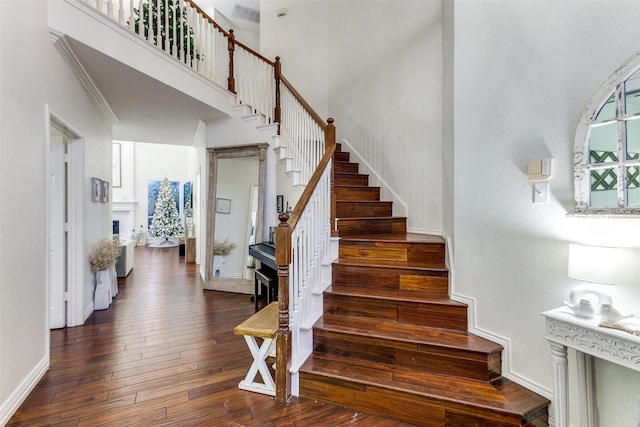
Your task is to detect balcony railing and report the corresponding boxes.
[77,0,337,401]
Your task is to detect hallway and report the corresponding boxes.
[8,246,410,426]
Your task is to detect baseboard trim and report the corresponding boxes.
[450,290,552,400]
[340,139,408,218]
[443,232,552,400]
[83,301,94,323]
[0,354,49,425]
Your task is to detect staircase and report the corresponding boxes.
[298,144,550,426]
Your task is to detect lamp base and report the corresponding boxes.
[569,283,612,312]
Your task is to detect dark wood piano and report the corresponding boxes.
[248,242,277,311]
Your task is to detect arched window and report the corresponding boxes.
[573,51,640,216]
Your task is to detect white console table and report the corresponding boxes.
[543,307,640,427]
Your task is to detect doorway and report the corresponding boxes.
[47,111,84,328]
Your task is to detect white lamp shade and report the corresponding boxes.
[568,244,619,285]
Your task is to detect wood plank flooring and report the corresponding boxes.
[8,246,413,426]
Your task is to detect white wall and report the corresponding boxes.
[453,1,640,425]
[259,0,443,234]
[260,0,329,121]
[327,0,443,234]
[0,0,112,421]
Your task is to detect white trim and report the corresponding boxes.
[193,120,206,148]
[444,231,552,401]
[49,110,86,327]
[0,355,49,426]
[49,29,119,124]
[84,301,95,322]
[340,139,408,218]
[450,292,552,400]
[406,226,444,236]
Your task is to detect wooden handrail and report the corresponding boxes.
[179,0,338,403]
[283,119,336,231]
[275,118,335,402]
[78,0,336,403]
[280,75,327,130]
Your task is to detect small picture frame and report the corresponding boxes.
[216,198,231,214]
[276,195,284,213]
[101,180,109,203]
[91,177,102,202]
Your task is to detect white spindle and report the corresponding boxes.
[288,160,333,372]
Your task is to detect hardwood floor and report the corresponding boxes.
[8,246,413,426]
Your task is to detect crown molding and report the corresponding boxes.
[49,29,118,124]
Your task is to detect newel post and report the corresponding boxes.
[275,212,292,401]
[227,29,236,93]
[326,118,338,238]
[274,56,282,134]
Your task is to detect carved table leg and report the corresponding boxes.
[550,342,569,427]
[576,351,597,427]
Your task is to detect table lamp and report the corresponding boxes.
[567,243,618,311]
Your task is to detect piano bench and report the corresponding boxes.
[254,268,277,311]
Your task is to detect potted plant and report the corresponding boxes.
[213,238,236,277]
[89,238,121,310]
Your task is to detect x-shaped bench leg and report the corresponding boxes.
[238,335,276,396]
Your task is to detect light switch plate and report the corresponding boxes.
[534,182,549,204]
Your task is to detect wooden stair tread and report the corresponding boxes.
[335,172,368,177]
[335,257,447,272]
[339,232,445,245]
[335,184,379,190]
[326,284,464,306]
[316,314,502,353]
[301,353,550,417]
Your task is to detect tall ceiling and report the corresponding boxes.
[197,0,260,34]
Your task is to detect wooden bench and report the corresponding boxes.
[233,302,279,396]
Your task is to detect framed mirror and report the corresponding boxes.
[204,143,268,282]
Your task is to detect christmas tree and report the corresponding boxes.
[149,177,184,239]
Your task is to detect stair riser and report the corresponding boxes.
[324,293,467,332]
[335,186,380,201]
[332,264,448,293]
[334,174,369,186]
[336,201,392,218]
[299,373,536,426]
[337,217,406,235]
[334,162,359,173]
[334,151,350,162]
[339,239,445,265]
[313,331,500,381]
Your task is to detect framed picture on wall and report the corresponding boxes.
[92,177,102,202]
[216,198,231,214]
[101,180,109,203]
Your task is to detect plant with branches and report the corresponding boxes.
[131,0,201,65]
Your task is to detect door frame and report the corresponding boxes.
[46,106,85,329]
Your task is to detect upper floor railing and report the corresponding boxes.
[78,0,337,401]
